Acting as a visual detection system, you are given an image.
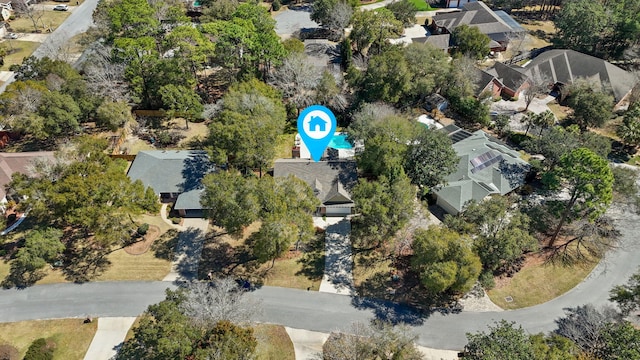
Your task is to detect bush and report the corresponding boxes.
[7,213,16,223]
[272,0,281,11]
[171,217,181,225]
[137,223,149,236]
[510,96,519,101]
[479,271,495,290]
[24,338,54,360]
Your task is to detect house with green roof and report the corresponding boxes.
[127,150,216,217]
[435,129,529,215]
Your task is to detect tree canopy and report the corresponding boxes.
[201,172,318,265]
[565,81,614,131]
[404,128,459,193]
[544,148,613,247]
[411,226,481,295]
[451,24,491,60]
[464,320,537,360]
[610,267,640,315]
[207,79,286,172]
[116,282,258,360]
[351,171,415,249]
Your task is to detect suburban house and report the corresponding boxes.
[127,150,216,217]
[0,151,55,210]
[435,126,529,215]
[478,49,637,107]
[430,1,526,52]
[273,159,357,217]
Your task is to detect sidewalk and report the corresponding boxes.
[83,317,136,360]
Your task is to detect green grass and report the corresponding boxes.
[0,319,97,360]
[8,11,71,33]
[488,255,598,309]
[407,0,433,11]
[1,41,40,70]
[254,324,295,360]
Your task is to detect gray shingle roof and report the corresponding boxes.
[435,131,529,214]
[416,34,451,50]
[273,159,357,207]
[524,49,635,102]
[127,150,215,210]
[433,1,525,42]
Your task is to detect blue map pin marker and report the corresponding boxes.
[297,105,337,162]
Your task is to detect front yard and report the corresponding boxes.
[198,222,325,291]
[488,252,598,310]
[0,40,40,71]
[0,319,97,360]
[7,10,71,33]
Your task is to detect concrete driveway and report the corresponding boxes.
[274,6,319,38]
[83,317,136,360]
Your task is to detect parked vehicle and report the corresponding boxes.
[53,4,68,10]
[3,33,17,39]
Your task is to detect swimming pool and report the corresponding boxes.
[328,134,354,149]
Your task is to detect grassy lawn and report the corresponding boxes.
[547,101,571,121]
[0,319,97,360]
[0,213,175,285]
[199,223,325,291]
[0,41,40,70]
[488,254,598,310]
[254,324,295,360]
[8,11,71,33]
[407,0,434,11]
[352,250,394,299]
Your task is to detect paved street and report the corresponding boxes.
[1,205,638,350]
[0,0,99,93]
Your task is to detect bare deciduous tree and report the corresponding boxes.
[180,278,262,328]
[17,1,45,33]
[82,43,129,101]
[555,304,621,353]
[317,321,424,360]
[269,53,322,111]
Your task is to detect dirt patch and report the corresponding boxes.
[124,225,160,255]
[493,252,545,289]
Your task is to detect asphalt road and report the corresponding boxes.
[0,0,98,93]
[1,207,638,350]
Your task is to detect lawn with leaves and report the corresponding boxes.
[254,324,295,360]
[8,11,71,33]
[0,41,40,70]
[0,319,97,360]
[488,253,597,309]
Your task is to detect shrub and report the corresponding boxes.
[7,213,16,223]
[479,271,495,289]
[510,96,519,101]
[171,217,181,225]
[24,338,53,360]
[272,0,281,11]
[137,223,149,236]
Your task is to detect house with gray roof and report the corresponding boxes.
[431,1,525,52]
[127,150,216,216]
[435,130,529,215]
[479,49,637,106]
[273,159,357,217]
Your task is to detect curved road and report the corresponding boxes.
[1,208,638,350]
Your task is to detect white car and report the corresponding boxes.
[3,33,17,39]
[53,4,68,11]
